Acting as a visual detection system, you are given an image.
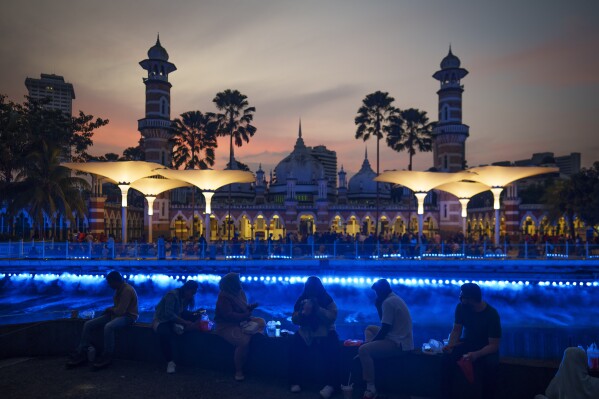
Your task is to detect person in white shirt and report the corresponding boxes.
[358,279,413,399]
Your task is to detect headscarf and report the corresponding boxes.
[219,272,243,296]
[218,272,248,308]
[294,276,333,310]
[293,276,333,331]
[545,347,599,399]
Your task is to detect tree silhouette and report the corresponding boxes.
[213,89,256,239]
[170,111,218,238]
[355,91,400,238]
[386,108,434,171]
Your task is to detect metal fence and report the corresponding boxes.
[1,240,598,261]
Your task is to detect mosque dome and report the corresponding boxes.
[347,150,390,199]
[440,47,460,69]
[273,123,324,185]
[147,35,169,61]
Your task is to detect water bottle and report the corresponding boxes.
[587,343,599,370]
[198,310,210,332]
[80,310,95,319]
[275,321,281,337]
[266,320,276,337]
[87,346,96,362]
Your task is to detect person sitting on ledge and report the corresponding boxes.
[359,278,414,399]
[152,279,199,374]
[214,273,265,381]
[534,346,599,399]
[67,271,138,369]
[442,282,501,399]
[289,276,339,399]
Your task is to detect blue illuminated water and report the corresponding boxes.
[1,270,598,360]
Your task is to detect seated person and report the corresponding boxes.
[534,346,599,399]
[153,280,199,374]
[67,271,138,369]
[359,279,413,399]
[289,276,339,399]
[214,273,265,381]
[442,283,501,399]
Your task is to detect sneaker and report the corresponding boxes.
[234,372,245,381]
[290,385,301,393]
[362,389,377,399]
[166,361,176,374]
[92,353,113,369]
[320,385,335,399]
[66,351,87,368]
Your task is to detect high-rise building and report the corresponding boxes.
[25,74,75,116]
[309,144,337,188]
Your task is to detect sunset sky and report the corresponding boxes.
[1,0,598,178]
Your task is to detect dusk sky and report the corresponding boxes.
[1,0,598,178]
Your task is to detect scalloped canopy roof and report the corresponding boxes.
[61,161,165,184]
[374,170,471,192]
[130,177,190,197]
[434,181,490,199]
[155,169,254,191]
[466,165,558,187]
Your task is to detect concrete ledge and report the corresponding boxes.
[0,320,556,398]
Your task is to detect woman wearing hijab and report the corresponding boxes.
[289,276,339,399]
[214,273,265,381]
[535,347,599,399]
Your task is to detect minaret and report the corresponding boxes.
[337,165,347,205]
[138,34,177,166]
[255,164,266,205]
[432,46,469,172]
[138,35,177,240]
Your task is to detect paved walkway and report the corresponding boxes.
[0,356,417,399]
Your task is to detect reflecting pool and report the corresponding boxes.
[1,272,597,360]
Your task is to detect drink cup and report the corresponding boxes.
[341,384,353,399]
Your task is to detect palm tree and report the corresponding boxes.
[170,111,218,238]
[213,89,257,239]
[386,108,434,171]
[355,91,400,238]
[7,141,88,239]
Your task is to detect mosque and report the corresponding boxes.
[89,37,582,243]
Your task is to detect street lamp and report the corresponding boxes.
[129,177,190,243]
[61,161,164,243]
[466,166,558,245]
[375,170,468,244]
[433,181,490,238]
[154,169,255,244]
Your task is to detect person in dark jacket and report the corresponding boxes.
[67,271,138,369]
[153,280,199,374]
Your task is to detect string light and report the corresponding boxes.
[0,272,597,289]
